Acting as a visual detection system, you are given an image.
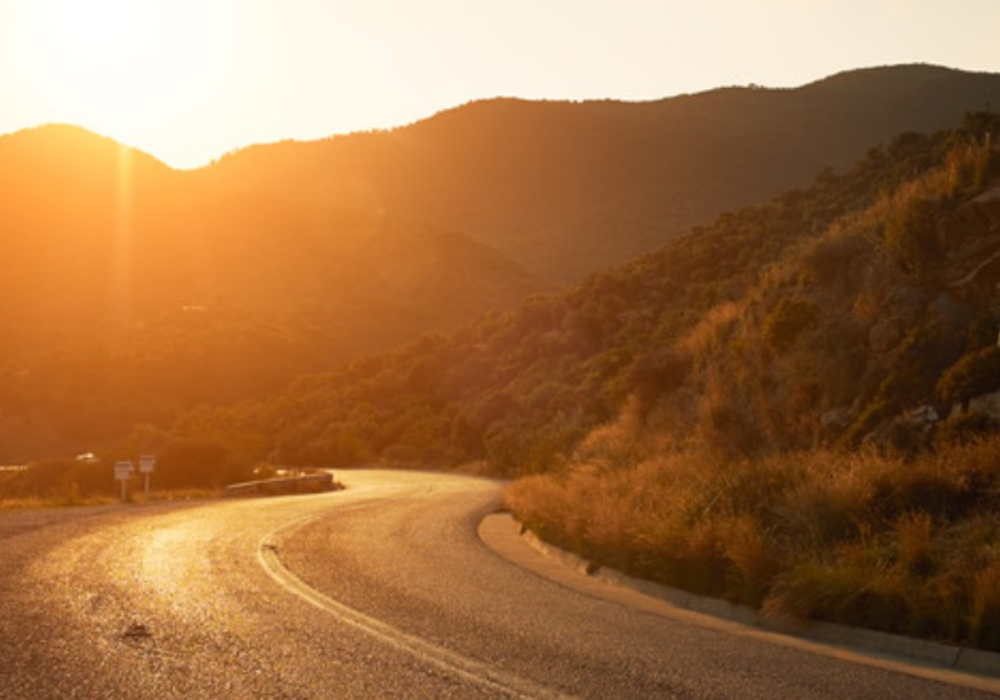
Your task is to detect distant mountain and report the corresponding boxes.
[0,124,543,459]
[200,64,1000,284]
[0,124,540,340]
[5,64,1000,462]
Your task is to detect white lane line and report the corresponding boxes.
[257,514,582,700]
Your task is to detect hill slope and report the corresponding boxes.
[143,113,1000,652]
[0,125,543,459]
[167,114,1000,474]
[200,64,1000,283]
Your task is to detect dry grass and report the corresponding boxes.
[0,486,221,511]
[0,493,117,511]
[504,434,1000,650]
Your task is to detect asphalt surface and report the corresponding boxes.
[1,469,998,699]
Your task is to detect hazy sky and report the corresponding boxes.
[1,0,997,168]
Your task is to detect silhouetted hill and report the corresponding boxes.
[0,125,543,459]
[201,64,1000,283]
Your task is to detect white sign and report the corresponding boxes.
[139,455,157,474]
[114,461,134,481]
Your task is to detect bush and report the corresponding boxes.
[884,195,940,274]
[158,437,244,488]
[937,410,997,444]
[2,458,111,499]
[763,297,819,354]
[937,346,1000,407]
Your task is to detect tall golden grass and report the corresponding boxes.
[504,436,1000,649]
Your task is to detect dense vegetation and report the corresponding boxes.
[0,125,543,463]
[505,441,1000,650]
[149,115,1000,475]
[503,118,1000,649]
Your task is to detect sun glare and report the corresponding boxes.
[14,0,229,148]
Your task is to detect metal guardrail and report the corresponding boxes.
[224,472,336,496]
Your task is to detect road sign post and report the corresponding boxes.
[139,455,157,496]
[114,461,134,501]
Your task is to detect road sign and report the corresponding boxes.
[139,455,157,474]
[114,461,134,481]
[114,460,134,501]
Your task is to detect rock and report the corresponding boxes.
[821,406,853,429]
[908,405,940,425]
[969,389,1000,420]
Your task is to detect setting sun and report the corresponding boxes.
[10,0,231,154]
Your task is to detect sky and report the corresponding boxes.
[0,0,997,169]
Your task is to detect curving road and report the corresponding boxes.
[1,469,998,699]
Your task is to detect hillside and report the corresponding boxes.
[4,64,1000,464]
[151,113,999,471]
[122,112,1000,651]
[0,125,543,460]
[200,64,1000,284]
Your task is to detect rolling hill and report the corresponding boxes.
[0,124,543,459]
[3,64,1000,462]
[139,112,1000,652]
[165,112,1000,475]
[200,64,1000,283]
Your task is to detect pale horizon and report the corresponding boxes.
[1,0,998,169]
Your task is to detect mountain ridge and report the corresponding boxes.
[0,124,545,459]
[2,64,1000,462]
[198,64,1000,283]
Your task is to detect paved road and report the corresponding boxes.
[0,469,997,699]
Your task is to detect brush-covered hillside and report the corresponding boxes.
[0,125,542,460]
[141,112,1000,650]
[4,64,1000,463]
[161,113,1000,472]
[200,65,1000,283]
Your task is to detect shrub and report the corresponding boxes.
[801,226,871,287]
[4,458,110,499]
[937,346,1000,407]
[884,195,940,275]
[762,297,819,354]
[158,437,242,488]
[894,511,936,577]
[937,410,997,444]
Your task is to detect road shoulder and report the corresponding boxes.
[479,512,1000,696]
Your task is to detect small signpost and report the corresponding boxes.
[139,454,157,496]
[114,460,134,501]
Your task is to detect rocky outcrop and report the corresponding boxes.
[968,389,1000,421]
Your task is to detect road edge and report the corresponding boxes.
[479,512,1000,693]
